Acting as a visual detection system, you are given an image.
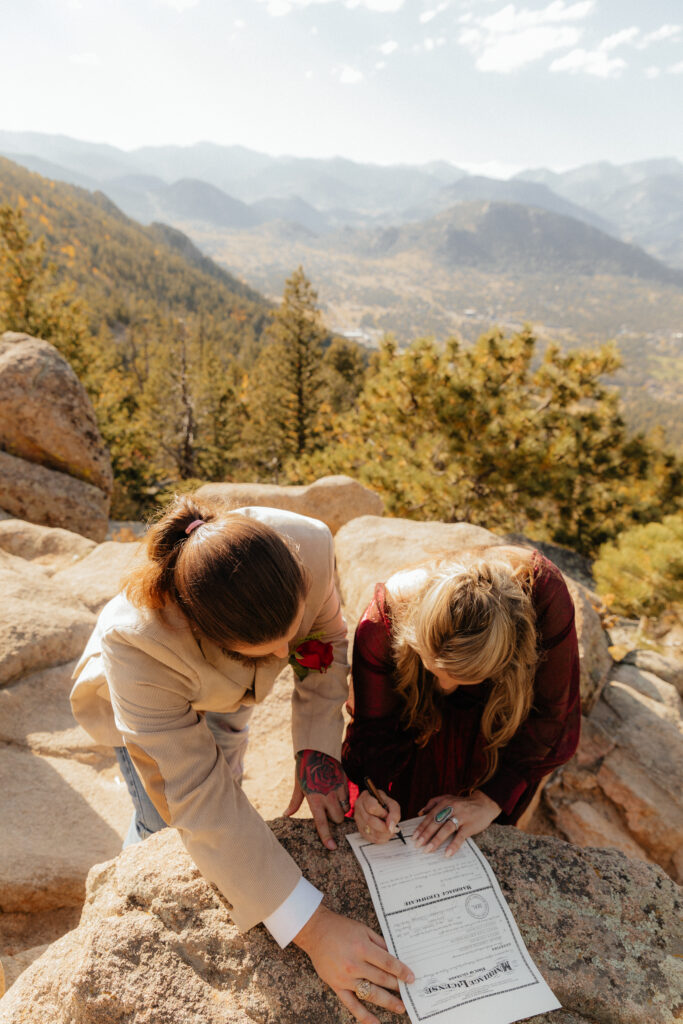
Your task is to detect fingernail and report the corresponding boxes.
[407,973,415,984]
[445,849,454,858]
[326,839,337,850]
[389,822,396,833]
[424,844,433,853]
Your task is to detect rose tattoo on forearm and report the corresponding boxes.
[296,749,346,796]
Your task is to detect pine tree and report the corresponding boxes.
[0,204,92,376]
[139,316,243,487]
[243,267,328,478]
[301,328,681,555]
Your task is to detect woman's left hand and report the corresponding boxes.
[413,791,501,857]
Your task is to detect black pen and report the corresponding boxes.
[364,776,407,845]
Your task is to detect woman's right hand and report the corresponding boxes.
[293,904,414,1024]
[354,788,402,844]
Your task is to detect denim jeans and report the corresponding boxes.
[115,704,254,848]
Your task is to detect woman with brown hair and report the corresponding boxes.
[71,494,414,1024]
[342,546,581,853]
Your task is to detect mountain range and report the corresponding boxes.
[1,132,682,268]
[0,140,681,449]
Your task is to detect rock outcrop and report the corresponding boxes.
[0,518,96,569]
[544,661,683,883]
[0,519,142,967]
[334,515,611,714]
[1,505,680,1013]
[0,548,96,685]
[0,332,112,541]
[196,475,384,535]
[1,821,680,1023]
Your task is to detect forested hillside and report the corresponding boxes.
[1,158,680,556]
[0,161,362,517]
[0,157,269,363]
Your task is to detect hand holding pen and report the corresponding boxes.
[353,776,407,845]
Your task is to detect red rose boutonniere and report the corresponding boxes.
[289,632,334,679]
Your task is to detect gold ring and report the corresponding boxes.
[355,979,372,1000]
[364,825,371,834]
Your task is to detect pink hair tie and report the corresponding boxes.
[185,519,204,535]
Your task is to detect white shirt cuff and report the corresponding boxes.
[262,876,323,949]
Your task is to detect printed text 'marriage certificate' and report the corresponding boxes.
[347,818,560,1024]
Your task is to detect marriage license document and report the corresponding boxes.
[348,818,560,1024]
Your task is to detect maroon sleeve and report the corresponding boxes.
[341,588,413,793]
[479,556,582,821]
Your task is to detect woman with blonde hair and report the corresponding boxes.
[71,494,414,1024]
[343,545,581,853]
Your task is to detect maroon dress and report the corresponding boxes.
[342,552,581,824]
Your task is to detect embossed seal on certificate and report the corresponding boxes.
[465,893,489,919]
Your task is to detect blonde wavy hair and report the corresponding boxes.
[390,549,538,790]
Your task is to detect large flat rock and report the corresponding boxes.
[0,518,96,572]
[51,540,141,613]
[0,822,679,1023]
[0,549,95,685]
[0,747,130,913]
[196,475,384,535]
[0,660,112,767]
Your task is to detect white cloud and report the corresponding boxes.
[460,24,581,72]
[480,1,593,34]
[545,23,638,76]
[457,1,594,73]
[345,0,404,9]
[234,18,246,28]
[69,51,100,66]
[669,60,683,74]
[420,2,449,25]
[599,27,638,52]
[256,0,404,13]
[378,39,399,54]
[156,0,199,10]
[338,64,365,83]
[375,59,387,69]
[420,35,446,50]
[644,66,661,79]
[550,47,626,77]
[638,24,682,48]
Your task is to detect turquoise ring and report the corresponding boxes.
[435,805,454,824]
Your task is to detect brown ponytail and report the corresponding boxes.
[123,493,310,648]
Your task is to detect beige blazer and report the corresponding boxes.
[70,507,349,931]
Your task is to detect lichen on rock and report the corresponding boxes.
[0,820,679,1024]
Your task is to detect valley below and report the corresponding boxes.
[182,218,683,447]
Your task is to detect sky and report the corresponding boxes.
[2,0,682,176]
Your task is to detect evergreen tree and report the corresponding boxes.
[0,204,92,375]
[321,336,368,413]
[301,328,681,555]
[593,513,683,618]
[243,267,328,477]
[139,316,244,487]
